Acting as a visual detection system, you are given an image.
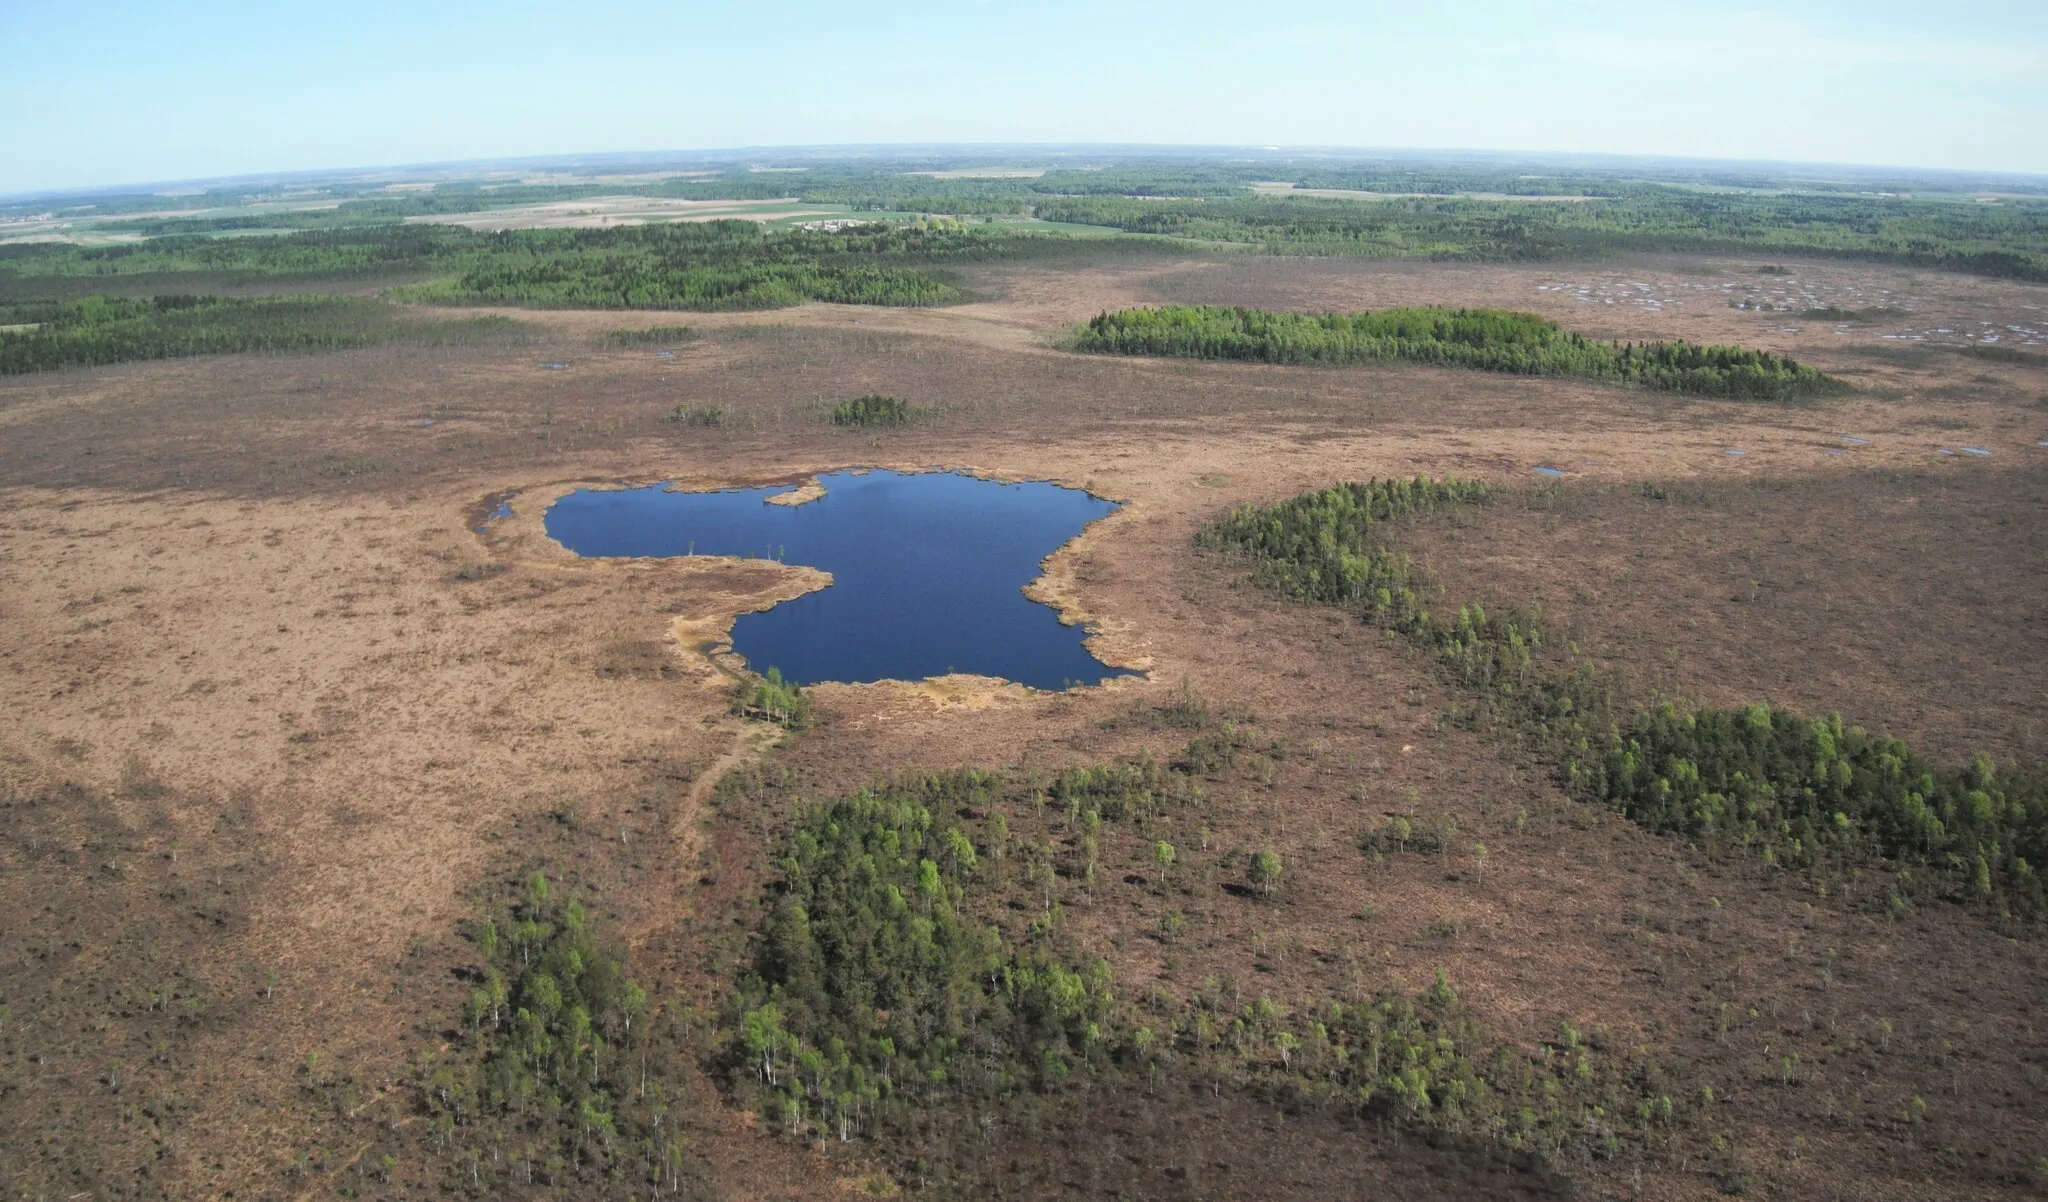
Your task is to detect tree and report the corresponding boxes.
[1153,840,1176,886]
[1249,847,1283,898]
[946,827,979,874]
[1030,855,1057,913]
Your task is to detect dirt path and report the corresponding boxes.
[630,717,783,950]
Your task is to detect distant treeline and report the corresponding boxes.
[0,294,524,373]
[10,181,2046,295]
[398,222,966,310]
[660,165,1255,216]
[13,158,2048,284]
[1078,306,1849,400]
[1031,193,2048,281]
[15,155,2041,227]
[0,224,471,287]
[0,221,1059,312]
[639,164,2048,282]
[93,183,637,236]
[1200,478,2048,918]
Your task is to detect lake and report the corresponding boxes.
[544,469,1130,689]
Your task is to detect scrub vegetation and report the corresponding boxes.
[1078,306,1850,400]
[662,402,726,427]
[827,393,917,427]
[715,740,1680,1186]
[600,325,697,347]
[1199,478,2048,917]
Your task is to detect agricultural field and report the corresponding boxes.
[1,157,2046,1201]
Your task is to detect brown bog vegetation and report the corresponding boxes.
[2,248,2045,1200]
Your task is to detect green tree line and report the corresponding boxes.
[13,161,2046,285]
[0,294,523,374]
[1079,306,1848,400]
[1198,479,2048,916]
[1,221,1063,313]
[395,220,1059,310]
[1032,192,2048,281]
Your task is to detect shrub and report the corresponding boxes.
[603,324,698,346]
[829,393,915,427]
[665,403,726,427]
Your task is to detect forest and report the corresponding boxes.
[1198,479,2048,918]
[0,217,1050,293]
[417,872,693,1193]
[1079,306,1849,400]
[13,161,2046,295]
[0,220,1065,315]
[393,222,976,310]
[0,294,524,374]
[1033,192,2048,280]
[716,742,1676,1184]
[728,783,1119,1145]
[0,221,1070,370]
[640,161,2048,281]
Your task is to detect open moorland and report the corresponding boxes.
[3,159,2047,1200]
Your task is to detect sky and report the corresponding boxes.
[5,0,2045,194]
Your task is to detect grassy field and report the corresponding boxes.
[1,238,2044,1199]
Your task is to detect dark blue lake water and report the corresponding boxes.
[544,469,1130,689]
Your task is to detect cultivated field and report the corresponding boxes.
[408,195,839,231]
[2,249,2044,1199]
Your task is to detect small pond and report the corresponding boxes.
[545,469,1130,689]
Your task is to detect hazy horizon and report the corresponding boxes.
[9,141,2048,203]
[7,0,2043,195]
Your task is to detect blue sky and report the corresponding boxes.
[5,0,2044,193]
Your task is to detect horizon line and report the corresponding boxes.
[9,141,2047,204]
